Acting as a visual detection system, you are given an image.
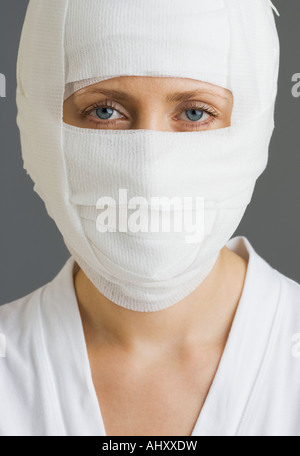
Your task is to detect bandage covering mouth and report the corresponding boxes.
[16,0,280,311]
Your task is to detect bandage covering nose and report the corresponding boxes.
[16,0,280,312]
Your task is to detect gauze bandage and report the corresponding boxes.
[16,0,280,312]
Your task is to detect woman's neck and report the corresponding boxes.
[73,246,248,356]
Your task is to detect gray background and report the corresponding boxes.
[0,0,299,306]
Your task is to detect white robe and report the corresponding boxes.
[1,235,300,436]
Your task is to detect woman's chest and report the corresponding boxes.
[94,381,206,436]
[90,350,222,436]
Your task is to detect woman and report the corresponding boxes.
[1,0,299,437]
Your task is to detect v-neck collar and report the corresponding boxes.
[39,235,281,436]
[191,236,281,436]
[39,256,106,436]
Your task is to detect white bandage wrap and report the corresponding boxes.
[16,0,279,311]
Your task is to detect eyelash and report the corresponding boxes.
[80,99,220,129]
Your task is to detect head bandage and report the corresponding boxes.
[16,0,280,312]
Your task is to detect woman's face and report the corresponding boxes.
[63,76,233,132]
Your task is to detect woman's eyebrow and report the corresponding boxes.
[74,88,229,102]
[74,88,136,102]
[166,89,230,102]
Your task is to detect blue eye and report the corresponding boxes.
[185,109,204,121]
[179,108,210,123]
[95,107,114,120]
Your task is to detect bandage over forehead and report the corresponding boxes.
[63,0,279,124]
[64,0,230,99]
